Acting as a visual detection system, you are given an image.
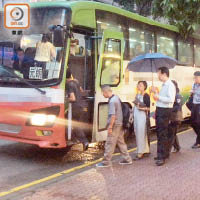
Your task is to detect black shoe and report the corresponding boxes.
[133,154,144,161]
[155,159,165,166]
[154,155,169,160]
[143,153,151,157]
[154,157,159,160]
[191,143,200,149]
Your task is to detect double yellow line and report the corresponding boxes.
[0,129,189,198]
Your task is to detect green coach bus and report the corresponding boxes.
[0,1,198,148]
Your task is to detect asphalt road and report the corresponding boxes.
[0,140,104,194]
[0,123,190,197]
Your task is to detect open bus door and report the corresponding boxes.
[92,30,124,142]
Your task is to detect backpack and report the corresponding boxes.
[120,100,132,129]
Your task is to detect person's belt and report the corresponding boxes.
[156,107,172,109]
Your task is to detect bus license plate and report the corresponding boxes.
[29,67,43,79]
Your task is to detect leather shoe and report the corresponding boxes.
[155,159,165,166]
[191,143,200,149]
[154,156,159,160]
[154,155,169,160]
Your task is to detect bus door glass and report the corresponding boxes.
[67,31,95,140]
[92,30,124,142]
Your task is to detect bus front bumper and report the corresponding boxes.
[0,134,66,148]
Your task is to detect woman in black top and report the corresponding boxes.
[133,81,151,160]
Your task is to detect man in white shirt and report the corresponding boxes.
[152,67,176,166]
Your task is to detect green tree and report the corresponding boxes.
[115,0,153,16]
[152,0,200,39]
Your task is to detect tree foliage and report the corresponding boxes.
[152,0,200,39]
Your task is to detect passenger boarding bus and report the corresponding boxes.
[0,1,198,148]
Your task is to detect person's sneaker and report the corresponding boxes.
[96,162,111,168]
[191,143,200,149]
[172,147,181,153]
[119,160,133,165]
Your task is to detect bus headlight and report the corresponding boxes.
[29,114,56,127]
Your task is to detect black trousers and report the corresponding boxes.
[191,104,200,144]
[169,121,180,151]
[156,107,172,160]
[71,106,89,144]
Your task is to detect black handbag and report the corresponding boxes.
[186,95,193,111]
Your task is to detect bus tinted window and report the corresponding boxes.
[157,35,176,58]
[178,41,193,65]
[129,27,154,58]
[194,43,200,67]
[96,10,129,59]
[101,39,121,86]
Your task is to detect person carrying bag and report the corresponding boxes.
[133,81,151,160]
[169,80,183,153]
[190,71,200,149]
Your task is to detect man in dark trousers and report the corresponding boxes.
[66,68,89,150]
[191,71,200,149]
[152,67,176,166]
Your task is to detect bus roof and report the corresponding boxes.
[29,1,179,32]
[2,1,200,40]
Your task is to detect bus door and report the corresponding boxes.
[67,31,95,140]
[92,30,124,142]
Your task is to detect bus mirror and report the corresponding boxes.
[53,27,64,47]
[49,25,64,47]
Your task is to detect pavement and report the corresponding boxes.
[8,129,200,200]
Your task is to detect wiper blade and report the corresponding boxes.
[0,67,46,95]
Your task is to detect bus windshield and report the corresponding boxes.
[0,7,69,87]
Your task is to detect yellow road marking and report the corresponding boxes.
[0,128,191,198]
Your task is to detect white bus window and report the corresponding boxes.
[194,43,200,67]
[98,103,108,130]
[104,39,121,55]
[70,33,86,56]
[97,20,121,34]
[97,19,121,55]
[157,35,176,58]
[129,27,154,58]
[96,11,122,36]
[178,41,193,65]
[101,39,121,86]
[101,59,120,85]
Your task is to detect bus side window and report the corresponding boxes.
[100,38,121,86]
[194,43,200,67]
[129,27,154,58]
[101,59,120,85]
[178,40,193,65]
[157,35,176,58]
